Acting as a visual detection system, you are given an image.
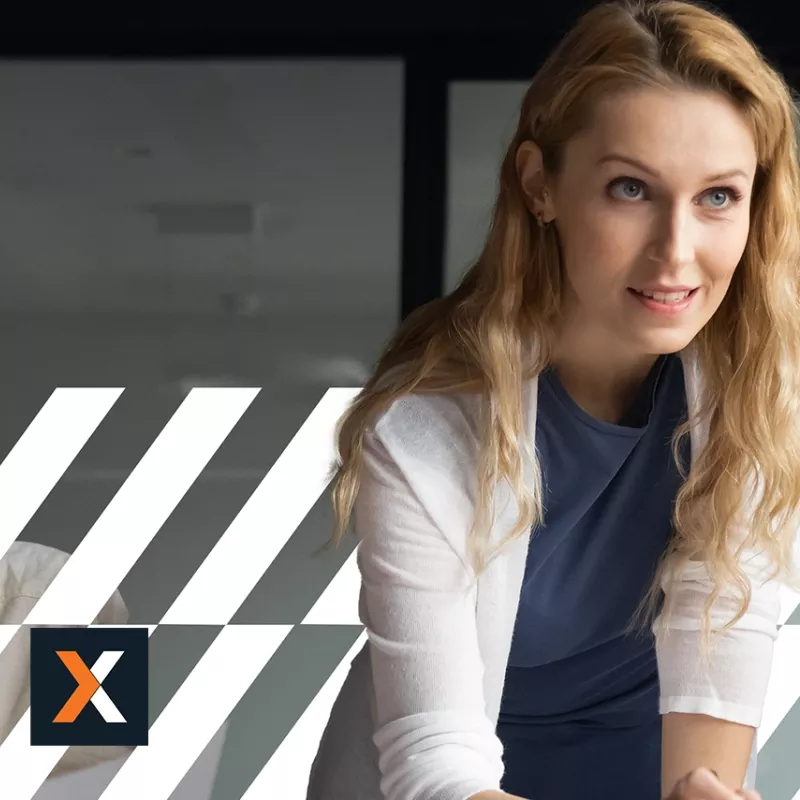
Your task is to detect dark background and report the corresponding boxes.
[2,0,797,321]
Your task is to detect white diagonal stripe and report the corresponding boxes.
[160,388,359,625]
[0,388,122,562]
[301,545,362,625]
[98,624,292,800]
[779,581,800,625]
[0,715,65,800]
[0,627,157,800]
[758,625,800,750]
[24,388,259,627]
[242,629,367,799]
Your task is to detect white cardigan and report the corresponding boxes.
[306,346,780,800]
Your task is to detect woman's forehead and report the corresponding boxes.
[561,88,758,180]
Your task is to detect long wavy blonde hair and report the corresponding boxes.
[326,0,800,639]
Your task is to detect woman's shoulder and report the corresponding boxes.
[364,391,490,487]
[373,389,483,449]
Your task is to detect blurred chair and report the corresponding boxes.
[0,540,132,776]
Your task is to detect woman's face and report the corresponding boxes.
[534,88,758,357]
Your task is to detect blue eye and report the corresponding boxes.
[608,178,646,201]
[701,188,740,209]
[607,177,744,210]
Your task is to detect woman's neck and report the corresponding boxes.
[550,329,660,424]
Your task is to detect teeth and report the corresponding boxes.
[637,289,692,303]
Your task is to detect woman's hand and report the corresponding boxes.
[665,768,760,800]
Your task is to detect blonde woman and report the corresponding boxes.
[307,1,800,798]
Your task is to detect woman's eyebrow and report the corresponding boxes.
[596,152,750,183]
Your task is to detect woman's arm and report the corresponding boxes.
[469,718,756,800]
[470,718,757,800]
[662,713,755,792]
[655,551,781,794]
[355,415,506,800]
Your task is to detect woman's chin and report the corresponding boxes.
[627,327,700,356]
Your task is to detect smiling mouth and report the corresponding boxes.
[628,287,699,304]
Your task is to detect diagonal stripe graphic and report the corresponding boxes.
[98,625,292,800]
[159,388,359,625]
[0,708,70,800]
[758,626,800,750]
[0,388,122,562]
[0,388,257,799]
[209,625,364,800]
[784,598,800,626]
[124,474,266,625]
[24,388,259,627]
[301,546,362,625]
[779,582,800,625]
[228,496,358,626]
[0,626,156,800]
[755,694,800,799]
[240,629,368,799]
[146,626,223,727]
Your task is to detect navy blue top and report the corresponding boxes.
[496,354,689,800]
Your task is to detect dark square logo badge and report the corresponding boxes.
[30,627,148,747]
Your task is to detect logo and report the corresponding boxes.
[30,627,148,747]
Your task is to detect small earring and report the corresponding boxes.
[537,189,549,227]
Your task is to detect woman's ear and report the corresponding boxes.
[516,140,555,223]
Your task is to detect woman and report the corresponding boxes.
[307,1,800,799]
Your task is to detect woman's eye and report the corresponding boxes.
[606,179,742,210]
[608,178,646,201]
[700,188,738,209]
